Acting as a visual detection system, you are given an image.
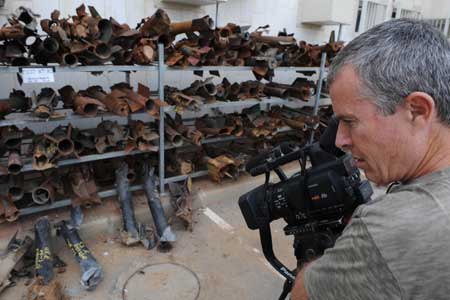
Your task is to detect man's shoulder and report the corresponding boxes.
[355,177,450,222]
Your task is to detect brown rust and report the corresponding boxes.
[111,83,149,113]
[169,178,193,231]
[74,93,105,116]
[132,38,156,64]
[263,85,289,98]
[206,155,241,182]
[165,124,184,147]
[137,83,167,118]
[94,120,126,153]
[26,278,65,300]
[34,88,57,119]
[170,15,214,36]
[139,9,171,38]
[44,124,74,158]
[86,86,130,117]
[126,120,159,153]
[32,179,55,205]
[7,150,22,175]
[70,166,101,207]
[0,196,19,223]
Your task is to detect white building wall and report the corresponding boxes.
[0,0,425,99]
[421,0,450,18]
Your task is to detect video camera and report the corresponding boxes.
[238,117,373,298]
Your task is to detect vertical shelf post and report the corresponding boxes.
[158,43,166,194]
[309,52,327,144]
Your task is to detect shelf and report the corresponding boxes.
[18,169,209,217]
[166,66,321,72]
[0,65,323,74]
[19,149,158,172]
[9,127,294,175]
[164,96,316,113]
[0,97,325,128]
[162,0,227,6]
[0,109,154,127]
[0,64,159,73]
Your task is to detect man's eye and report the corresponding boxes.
[342,119,355,127]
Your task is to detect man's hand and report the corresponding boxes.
[290,263,311,300]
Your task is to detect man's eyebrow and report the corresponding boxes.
[335,114,353,120]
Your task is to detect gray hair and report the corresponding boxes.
[328,18,450,125]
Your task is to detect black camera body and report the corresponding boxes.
[238,118,373,293]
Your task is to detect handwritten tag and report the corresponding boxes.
[21,68,55,83]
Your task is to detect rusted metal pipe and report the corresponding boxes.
[206,155,241,182]
[98,18,113,43]
[34,88,58,119]
[61,52,78,66]
[31,179,55,205]
[126,120,159,152]
[0,196,19,223]
[169,15,214,36]
[263,85,289,98]
[0,90,30,118]
[34,217,54,285]
[86,86,129,117]
[137,83,167,118]
[8,174,24,202]
[44,124,74,158]
[168,178,193,231]
[165,124,183,147]
[94,120,126,153]
[115,162,156,249]
[70,166,101,207]
[139,9,171,39]
[7,150,22,175]
[74,93,105,117]
[143,163,176,251]
[32,136,57,171]
[56,220,103,290]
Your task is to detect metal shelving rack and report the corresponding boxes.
[0,43,328,216]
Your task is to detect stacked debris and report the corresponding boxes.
[35,4,151,65]
[0,6,343,67]
[0,7,39,66]
[164,77,315,113]
[0,83,164,120]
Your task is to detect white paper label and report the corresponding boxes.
[21,68,55,84]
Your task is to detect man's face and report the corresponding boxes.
[330,66,426,185]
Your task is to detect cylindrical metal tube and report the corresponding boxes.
[115,163,140,243]
[143,164,176,245]
[34,217,54,285]
[263,85,289,98]
[169,16,214,35]
[98,19,113,43]
[165,125,183,147]
[1,196,19,223]
[73,94,104,117]
[7,150,22,175]
[61,53,78,66]
[57,221,103,290]
[32,180,55,205]
[8,174,24,201]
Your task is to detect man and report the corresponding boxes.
[291,19,450,300]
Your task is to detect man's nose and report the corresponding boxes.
[335,122,351,151]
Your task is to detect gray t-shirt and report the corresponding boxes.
[304,167,450,300]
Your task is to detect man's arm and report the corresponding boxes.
[290,217,402,300]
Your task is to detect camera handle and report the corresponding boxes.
[259,222,296,282]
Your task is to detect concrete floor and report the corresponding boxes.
[0,165,302,300]
[0,162,386,300]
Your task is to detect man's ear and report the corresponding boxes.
[404,92,435,124]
